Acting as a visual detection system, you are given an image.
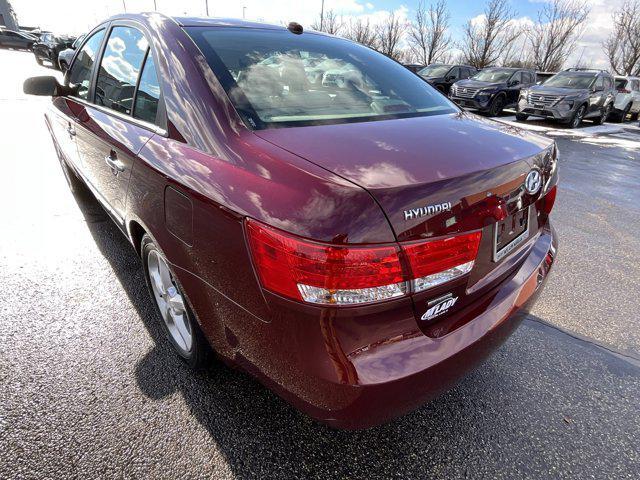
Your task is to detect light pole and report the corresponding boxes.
[243,6,246,19]
[205,0,209,16]
[320,0,325,30]
[122,0,127,13]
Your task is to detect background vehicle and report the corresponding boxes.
[404,63,424,73]
[418,63,477,95]
[0,29,36,50]
[33,32,74,68]
[517,68,616,128]
[535,71,556,84]
[24,13,557,430]
[612,76,640,122]
[450,67,536,116]
[58,33,85,72]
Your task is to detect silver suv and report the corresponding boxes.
[516,68,616,128]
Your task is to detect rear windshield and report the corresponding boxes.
[544,73,595,89]
[471,69,514,82]
[186,27,457,129]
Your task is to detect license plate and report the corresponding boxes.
[493,207,530,262]
[534,110,544,115]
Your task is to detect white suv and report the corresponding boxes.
[612,76,640,122]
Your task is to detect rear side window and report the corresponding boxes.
[133,52,160,124]
[603,77,613,89]
[633,80,640,91]
[95,26,148,115]
[68,29,105,100]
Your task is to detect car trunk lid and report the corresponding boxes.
[255,112,555,332]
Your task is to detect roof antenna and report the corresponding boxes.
[287,22,303,35]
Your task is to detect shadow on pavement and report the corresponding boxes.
[69,180,640,479]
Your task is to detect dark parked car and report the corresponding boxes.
[24,14,558,430]
[404,63,425,73]
[0,29,36,50]
[58,34,86,72]
[417,63,478,95]
[33,32,75,68]
[517,68,616,128]
[450,67,537,116]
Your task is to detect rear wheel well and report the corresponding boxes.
[129,221,146,257]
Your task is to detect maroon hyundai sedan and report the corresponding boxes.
[24,13,558,429]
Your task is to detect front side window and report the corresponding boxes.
[95,26,147,115]
[448,67,460,79]
[68,29,105,100]
[187,27,457,129]
[510,72,522,84]
[133,52,160,124]
[471,69,514,82]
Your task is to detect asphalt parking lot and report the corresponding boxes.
[1,49,639,479]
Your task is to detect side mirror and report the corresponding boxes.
[23,76,62,96]
[445,75,454,82]
[508,80,518,87]
[594,85,604,92]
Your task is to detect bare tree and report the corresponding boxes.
[460,0,522,68]
[408,0,452,65]
[344,18,378,48]
[603,0,640,75]
[527,0,590,72]
[376,11,407,61]
[311,10,343,35]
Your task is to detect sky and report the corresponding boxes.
[10,0,622,69]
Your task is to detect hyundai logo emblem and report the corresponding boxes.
[525,169,542,195]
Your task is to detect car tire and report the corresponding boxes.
[59,60,68,72]
[631,111,639,121]
[616,104,632,123]
[487,95,505,117]
[569,105,586,128]
[594,104,611,125]
[515,112,529,121]
[35,57,43,66]
[141,235,211,369]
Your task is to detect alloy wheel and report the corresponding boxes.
[571,106,585,128]
[146,250,193,353]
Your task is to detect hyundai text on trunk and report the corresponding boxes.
[24,14,558,429]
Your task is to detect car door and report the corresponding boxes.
[506,71,522,105]
[589,76,605,115]
[444,67,460,93]
[49,27,107,174]
[74,23,159,225]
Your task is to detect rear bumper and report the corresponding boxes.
[212,223,558,430]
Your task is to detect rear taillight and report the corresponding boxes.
[542,185,557,214]
[618,88,630,94]
[403,232,482,292]
[245,219,481,305]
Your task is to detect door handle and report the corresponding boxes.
[105,152,125,175]
[67,123,76,137]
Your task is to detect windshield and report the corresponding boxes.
[471,70,514,82]
[418,64,451,77]
[186,27,457,129]
[544,73,595,89]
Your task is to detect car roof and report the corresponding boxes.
[172,16,288,30]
